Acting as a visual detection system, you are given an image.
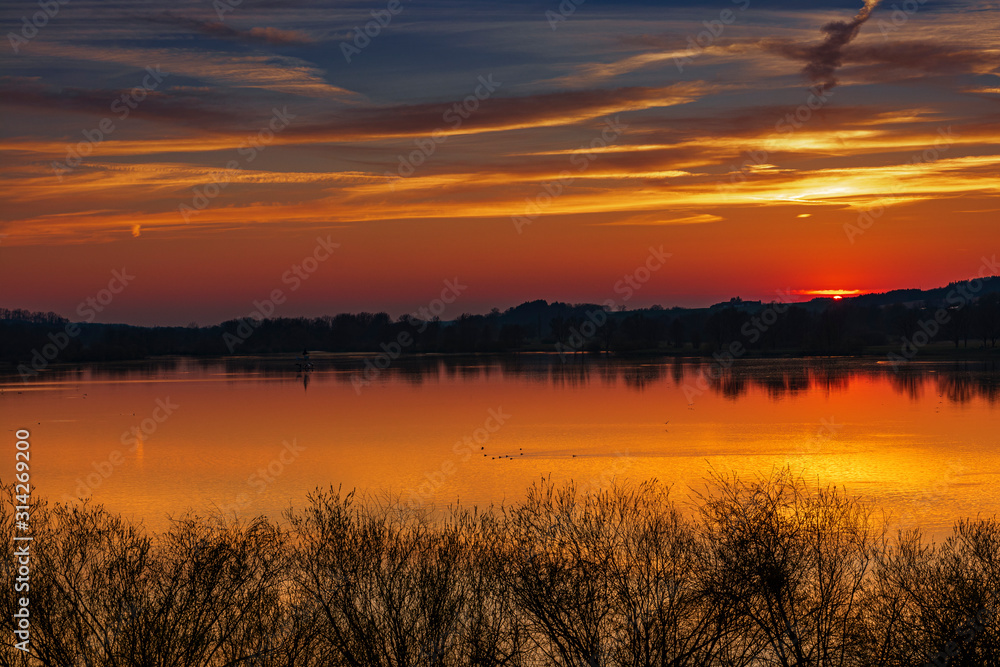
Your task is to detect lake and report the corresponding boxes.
[3,355,997,537]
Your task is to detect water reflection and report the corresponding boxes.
[2,354,997,539]
[7,355,997,404]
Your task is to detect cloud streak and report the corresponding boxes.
[798,0,882,92]
[24,42,360,101]
[148,13,317,46]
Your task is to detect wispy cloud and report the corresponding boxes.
[26,42,360,100]
[145,13,317,46]
[597,213,724,226]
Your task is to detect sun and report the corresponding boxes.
[793,289,864,299]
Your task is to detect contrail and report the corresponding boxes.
[802,0,882,92]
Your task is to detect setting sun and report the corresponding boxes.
[793,289,865,298]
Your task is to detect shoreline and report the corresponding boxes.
[2,344,998,375]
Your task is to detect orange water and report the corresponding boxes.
[2,356,997,537]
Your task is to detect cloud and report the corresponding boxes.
[4,149,1000,245]
[774,0,883,92]
[763,37,998,87]
[597,213,723,226]
[0,80,709,163]
[543,51,695,88]
[26,42,359,100]
[244,26,315,46]
[285,83,709,142]
[0,78,237,128]
[148,13,316,46]
[842,41,1000,76]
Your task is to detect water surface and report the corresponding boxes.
[3,355,997,537]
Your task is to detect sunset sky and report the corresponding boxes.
[1,0,998,326]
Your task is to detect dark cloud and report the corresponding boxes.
[774,0,882,92]
[283,84,705,142]
[763,38,998,85]
[146,12,316,46]
[0,79,244,128]
[842,41,999,74]
[0,76,703,146]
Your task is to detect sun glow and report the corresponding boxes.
[795,289,864,298]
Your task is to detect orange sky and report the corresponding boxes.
[1,0,998,324]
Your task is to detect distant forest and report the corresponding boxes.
[2,276,999,366]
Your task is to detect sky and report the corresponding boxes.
[1,0,998,326]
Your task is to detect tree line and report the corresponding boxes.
[2,277,999,364]
[0,471,997,666]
